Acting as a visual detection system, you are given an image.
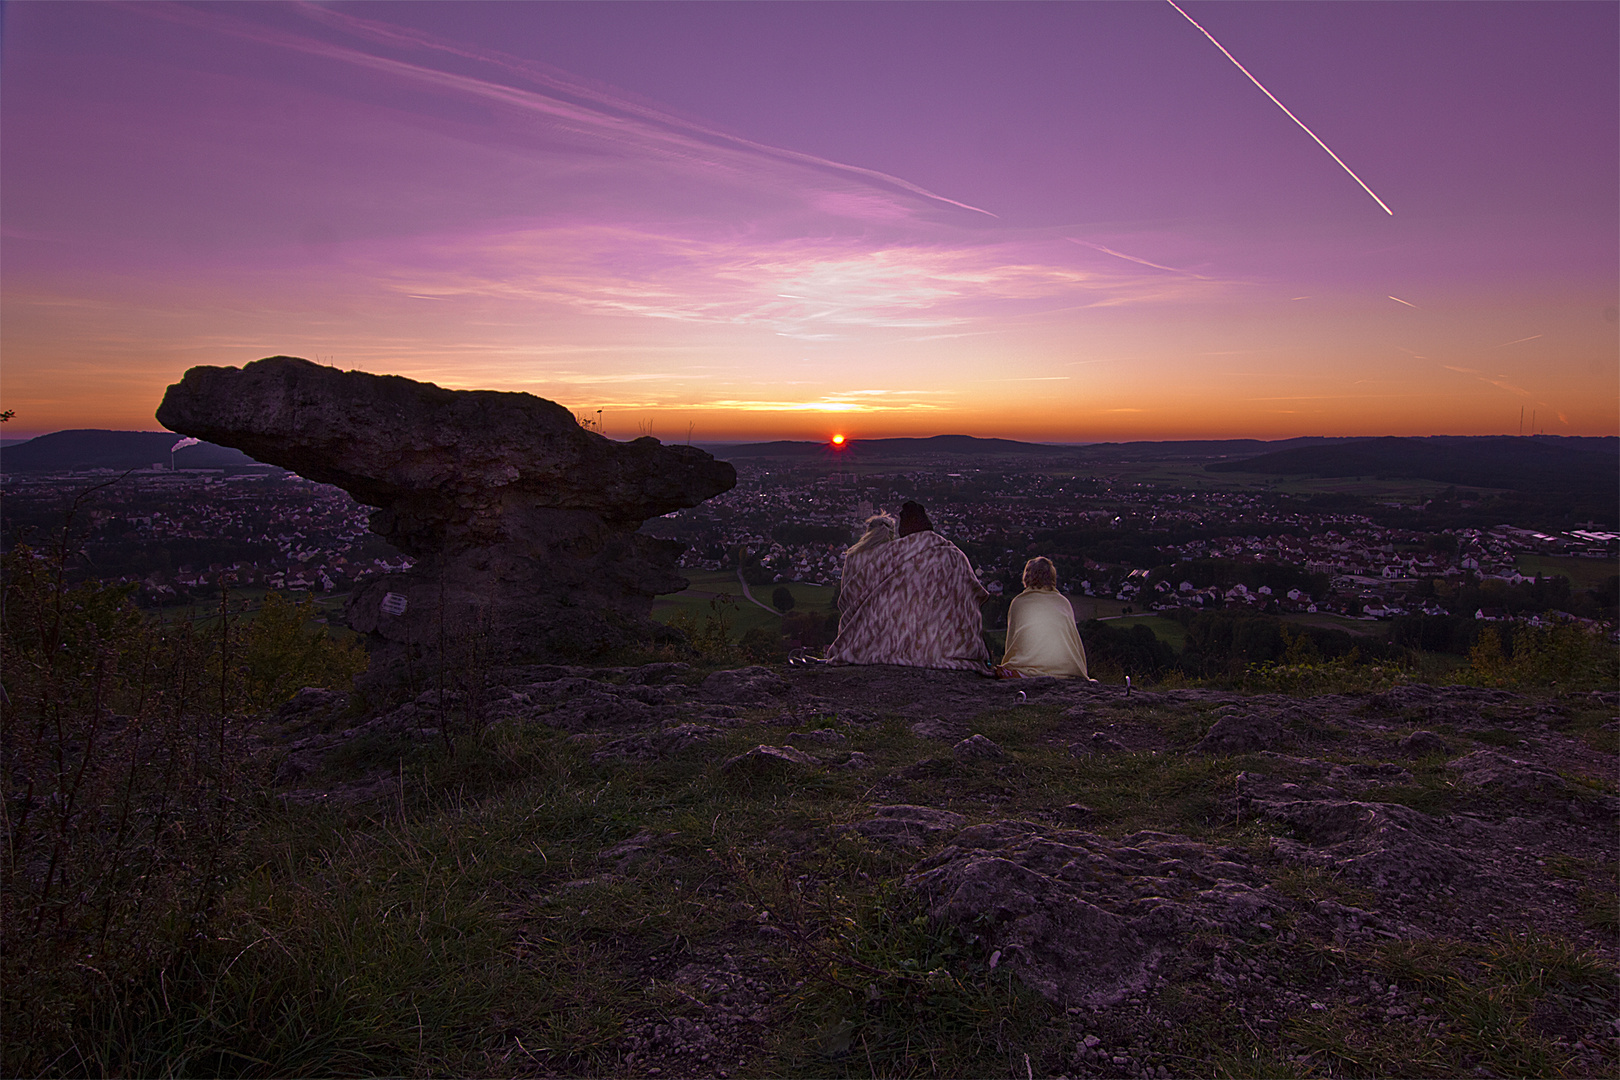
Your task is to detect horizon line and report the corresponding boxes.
[5,429,1611,447]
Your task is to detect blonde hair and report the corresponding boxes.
[845,514,897,555]
[1022,556,1057,590]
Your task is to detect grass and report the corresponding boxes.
[146,585,352,627]
[1282,611,1393,638]
[1516,554,1618,591]
[1063,595,1135,622]
[1287,933,1619,1078]
[1107,614,1187,649]
[5,684,1615,1078]
[651,570,835,643]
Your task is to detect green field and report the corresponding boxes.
[1281,610,1391,638]
[654,575,1398,656]
[652,570,834,642]
[145,586,352,630]
[1065,595,1134,622]
[1093,609,1389,653]
[1039,461,1477,503]
[1102,614,1188,649]
[1517,554,1619,590]
[656,587,1396,655]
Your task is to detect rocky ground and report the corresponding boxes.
[255,664,1619,1078]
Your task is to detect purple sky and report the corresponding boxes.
[3,1,1615,441]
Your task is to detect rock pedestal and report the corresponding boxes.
[157,356,735,669]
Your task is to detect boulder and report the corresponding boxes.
[700,666,790,705]
[786,728,847,746]
[1446,748,1620,821]
[1260,799,1470,889]
[591,724,724,763]
[721,745,818,776]
[910,717,968,741]
[270,687,348,727]
[853,804,967,847]
[906,821,1281,1006]
[1398,729,1452,756]
[1193,710,1297,755]
[953,734,1005,760]
[157,356,735,670]
[1071,731,1128,756]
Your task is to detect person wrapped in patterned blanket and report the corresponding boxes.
[825,501,991,672]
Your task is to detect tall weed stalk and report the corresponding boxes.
[1,519,364,1073]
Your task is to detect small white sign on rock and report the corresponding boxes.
[380,592,409,616]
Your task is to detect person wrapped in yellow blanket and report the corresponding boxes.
[997,556,1096,680]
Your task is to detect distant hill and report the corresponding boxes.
[1206,435,1618,493]
[710,434,1353,462]
[0,430,262,473]
[713,434,1060,459]
[1074,436,1348,462]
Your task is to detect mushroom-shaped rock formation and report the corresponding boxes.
[157,356,736,668]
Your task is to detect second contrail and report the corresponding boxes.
[1166,0,1393,216]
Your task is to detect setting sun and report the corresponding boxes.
[831,434,846,446]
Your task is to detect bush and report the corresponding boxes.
[0,547,369,1072]
[1173,611,1391,677]
[1390,613,1481,655]
[1465,622,1617,689]
[1081,619,1177,679]
[1240,650,1413,694]
[666,594,741,663]
[2,545,245,1068]
[238,592,368,712]
[740,624,788,662]
[783,609,839,651]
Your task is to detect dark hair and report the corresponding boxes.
[897,500,935,537]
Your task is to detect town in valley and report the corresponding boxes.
[3,432,1614,676]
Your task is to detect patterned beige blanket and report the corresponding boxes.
[826,531,990,671]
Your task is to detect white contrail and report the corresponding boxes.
[1388,295,1418,308]
[1165,0,1393,216]
[1065,237,1204,276]
[1492,334,1542,348]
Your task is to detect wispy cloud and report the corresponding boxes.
[693,397,945,413]
[130,2,1232,352]
[138,1,995,227]
[378,229,1215,340]
[1442,365,1531,398]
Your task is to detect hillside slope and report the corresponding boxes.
[0,429,260,472]
[43,662,1602,1079]
[1206,435,1617,493]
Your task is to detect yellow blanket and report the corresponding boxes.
[1000,587,1090,679]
